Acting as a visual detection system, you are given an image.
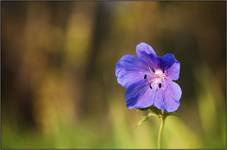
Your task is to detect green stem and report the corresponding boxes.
[157,113,165,149]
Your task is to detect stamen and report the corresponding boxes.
[158,83,162,88]
[148,66,155,73]
[149,84,152,89]
[144,74,147,79]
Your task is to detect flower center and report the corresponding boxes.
[154,69,166,79]
[145,68,166,90]
[154,69,164,76]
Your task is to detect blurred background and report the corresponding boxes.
[1,1,226,149]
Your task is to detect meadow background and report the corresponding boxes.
[1,1,226,149]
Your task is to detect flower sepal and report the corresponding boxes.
[137,106,169,126]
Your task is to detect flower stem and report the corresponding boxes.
[157,112,165,149]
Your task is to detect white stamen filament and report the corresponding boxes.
[148,68,166,89]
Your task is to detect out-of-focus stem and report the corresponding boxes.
[157,111,165,149]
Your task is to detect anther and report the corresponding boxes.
[149,84,153,89]
[158,83,162,88]
[144,74,147,79]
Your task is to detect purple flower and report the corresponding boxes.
[115,42,182,112]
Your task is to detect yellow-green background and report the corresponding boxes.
[1,1,226,149]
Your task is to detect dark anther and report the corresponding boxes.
[149,84,153,89]
[152,68,155,73]
[144,74,147,79]
[158,83,162,88]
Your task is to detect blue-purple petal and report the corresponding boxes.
[125,80,154,109]
[153,80,182,112]
[160,53,178,70]
[115,55,149,88]
[136,42,157,57]
[139,52,160,70]
[166,62,180,80]
[163,81,181,112]
[153,89,166,110]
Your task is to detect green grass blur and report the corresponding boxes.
[2,65,225,148]
[1,1,226,149]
